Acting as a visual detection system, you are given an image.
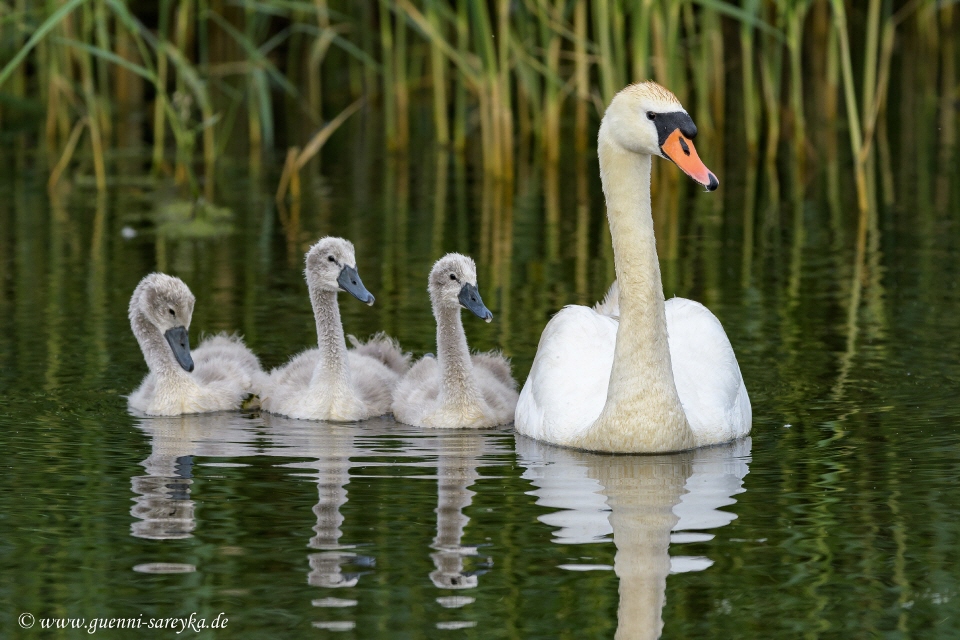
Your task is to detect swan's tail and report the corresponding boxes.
[592,280,620,317]
[348,332,412,375]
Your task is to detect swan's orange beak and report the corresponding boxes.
[661,129,719,191]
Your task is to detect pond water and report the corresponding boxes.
[1,111,959,639]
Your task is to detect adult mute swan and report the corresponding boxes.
[515,82,751,453]
[392,254,518,428]
[260,237,408,421]
[128,273,262,416]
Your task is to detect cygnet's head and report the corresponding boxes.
[600,81,718,191]
[129,273,196,372]
[429,253,492,322]
[305,236,374,305]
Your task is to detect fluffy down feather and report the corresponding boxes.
[347,332,411,375]
[260,347,400,422]
[392,352,518,429]
[129,333,262,416]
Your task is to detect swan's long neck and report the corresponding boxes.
[434,303,480,405]
[574,130,694,452]
[131,310,191,383]
[309,286,351,390]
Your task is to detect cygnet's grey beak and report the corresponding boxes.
[338,265,375,306]
[164,325,195,372]
[458,283,493,323]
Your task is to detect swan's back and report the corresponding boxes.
[593,280,620,317]
[516,295,750,447]
[260,348,320,410]
[472,351,515,390]
[515,305,618,444]
[664,298,751,445]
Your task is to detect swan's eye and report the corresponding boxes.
[168,308,175,316]
[647,112,656,121]
[328,255,335,262]
[450,274,457,281]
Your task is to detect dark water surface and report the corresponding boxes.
[2,119,960,639]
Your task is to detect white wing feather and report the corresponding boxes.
[515,306,618,444]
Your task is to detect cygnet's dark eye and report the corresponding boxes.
[450,273,457,280]
[328,255,335,262]
[168,308,175,316]
[647,112,656,120]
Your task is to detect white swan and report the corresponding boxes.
[260,237,408,421]
[128,273,262,416]
[515,82,751,452]
[392,254,518,428]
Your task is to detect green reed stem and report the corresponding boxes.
[426,0,449,145]
[829,0,868,214]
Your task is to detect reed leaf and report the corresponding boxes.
[51,36,157,84]
[0,0,85,89]
[205,10,299,97]
[690,0,786,42]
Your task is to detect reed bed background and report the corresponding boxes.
[0,0,955,208]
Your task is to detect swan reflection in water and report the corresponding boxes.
[130,413,259,540]
[516,435,751,640]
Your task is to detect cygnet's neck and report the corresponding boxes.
[574,128,694,452]
[131,309,192,382]
[309,284,351,389]
[433,298,480,406]
[310,432,351,550]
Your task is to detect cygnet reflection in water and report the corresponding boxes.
[516,435,751,640]
[130,413,260,540]
[260,414,374,590]
[426,431,489,590]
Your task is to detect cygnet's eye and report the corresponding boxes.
[449,273,457,281]
[168,308,175,316]
[328,255,335,262]
[647,112,656,120]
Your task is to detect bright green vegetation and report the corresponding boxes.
[0,1,955,203]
